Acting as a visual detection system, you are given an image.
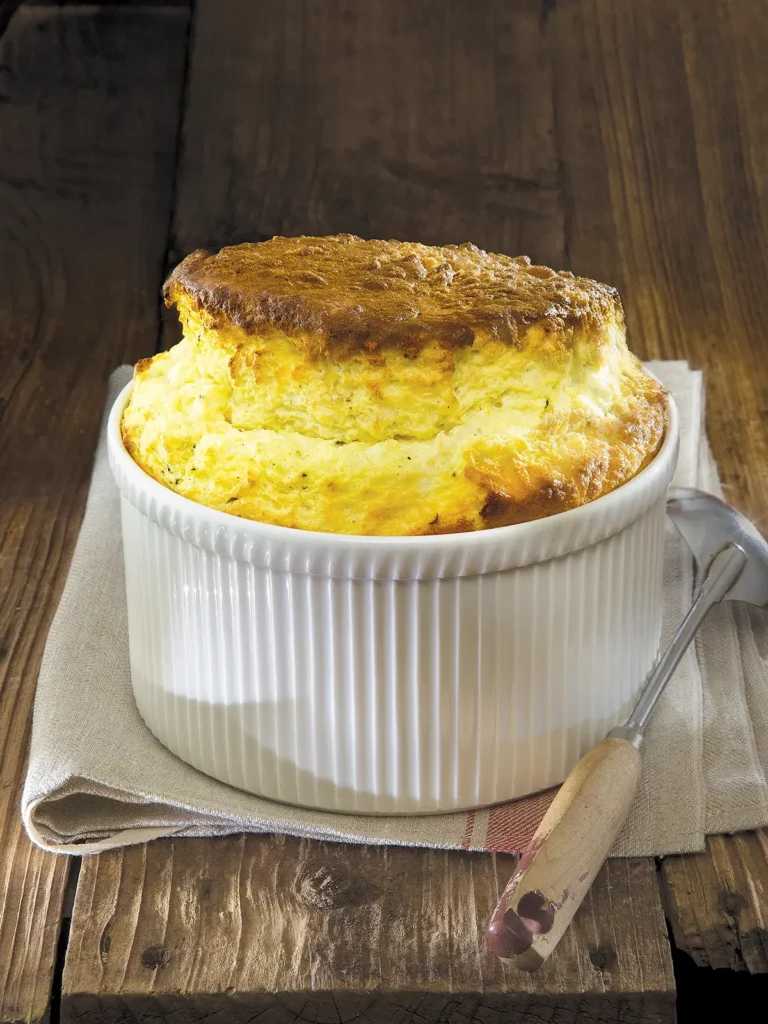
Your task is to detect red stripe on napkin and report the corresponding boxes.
[460,810,476,850]
[481,788,558,853]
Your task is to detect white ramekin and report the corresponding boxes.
[109,382,679,814]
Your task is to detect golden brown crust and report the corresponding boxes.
[463,392,666,530]
[163,234,623,356]
[121,238,667,536]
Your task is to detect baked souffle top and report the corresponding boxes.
[121,234,667,536]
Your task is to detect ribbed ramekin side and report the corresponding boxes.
[119,488,669,814]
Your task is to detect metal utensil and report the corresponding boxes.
[487,488,768,971]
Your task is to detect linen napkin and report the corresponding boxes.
[22,363,768,857]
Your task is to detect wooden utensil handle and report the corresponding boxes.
[487,736,642,971]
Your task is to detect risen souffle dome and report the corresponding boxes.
[122,234,667,536]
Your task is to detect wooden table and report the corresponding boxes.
[1,1,767,1021]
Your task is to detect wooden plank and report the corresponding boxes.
[0,5,189,1022]
[67,1,676,1017]
[62,835,675,1023]
[552,0,768,974]
[661,831,768,972]
[171,0,565,268]
[551,0,768,522]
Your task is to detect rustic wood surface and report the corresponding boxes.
[0,4,189,1022]
[552,0,768,527]
[0,0,766,1020]
[171,0,566,268]
[661,831,768,973]
[62,835,675,1024]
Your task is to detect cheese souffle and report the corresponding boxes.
[122,235,667,536]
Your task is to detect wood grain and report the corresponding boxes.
[62,835,675,1023]
[552,0,768,523]
[551,0,768,974]
[0,5,189,1021]
[661,831,768,972]
[172,0,565,267]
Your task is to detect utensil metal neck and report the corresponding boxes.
[620,542,748,739]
